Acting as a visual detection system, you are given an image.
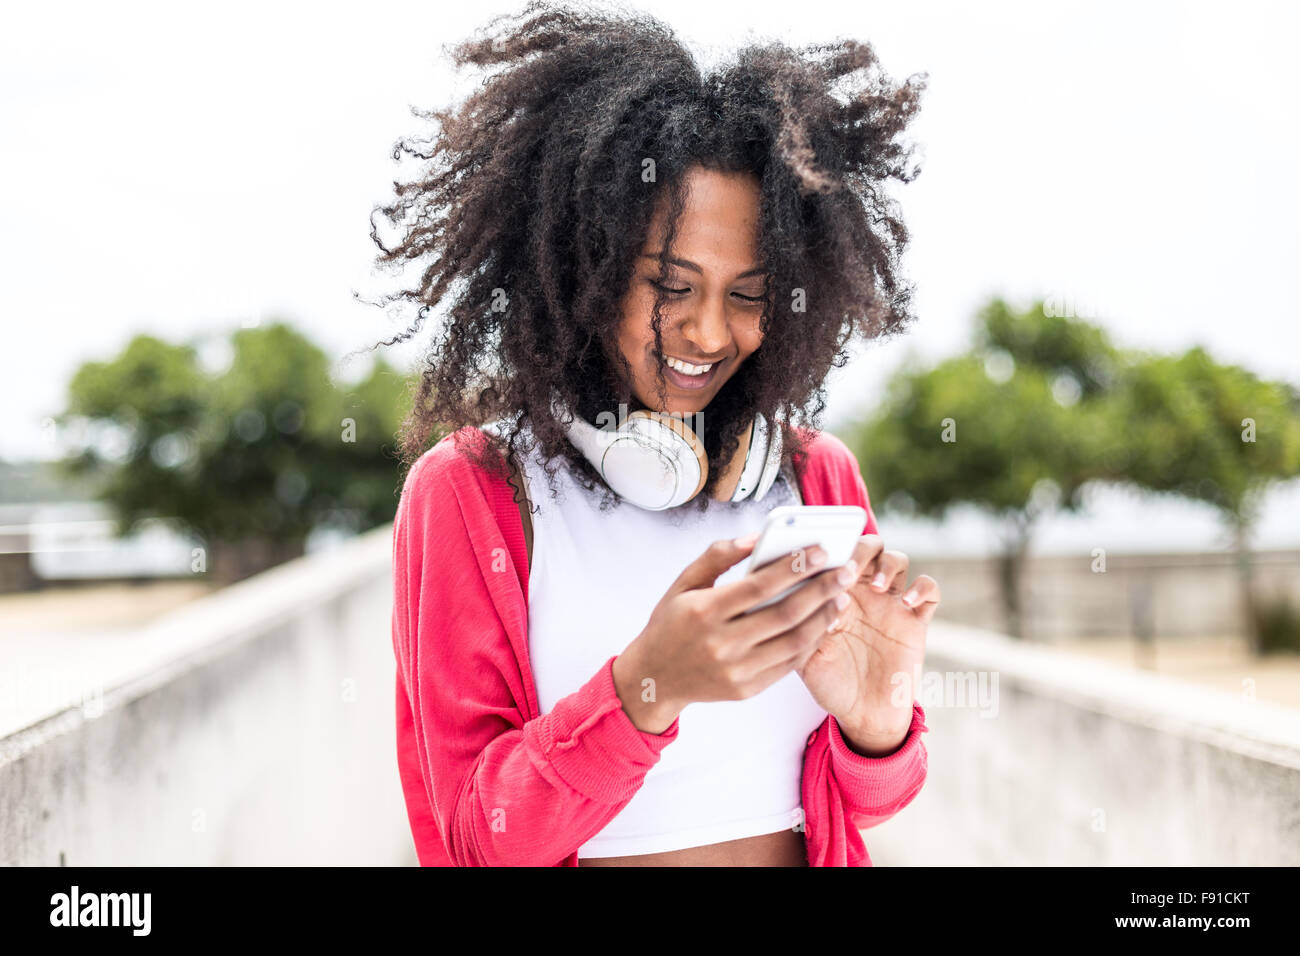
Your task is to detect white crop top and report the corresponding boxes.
[514,431,830,858]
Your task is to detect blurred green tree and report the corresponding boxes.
[847,297,1124,638]
[1111,346,1300,653]
[57,321,422,583]
[848,296,1300,652]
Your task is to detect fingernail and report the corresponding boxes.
[871,573,887,589]
[834,592,850,610]
[903,590,918,606]
[809,547,827,568]
[837,561,857,586]
[734,532,759,547]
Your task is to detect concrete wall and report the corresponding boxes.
[863,620,1300,865]
[4,523,1298,866]
[907,548,1300,641]
[0,524,415,865]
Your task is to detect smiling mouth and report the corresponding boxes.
[657,352,724,390]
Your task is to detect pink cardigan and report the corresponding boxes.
[391,424,929,866]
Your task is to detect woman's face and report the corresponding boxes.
[611,166,768,417]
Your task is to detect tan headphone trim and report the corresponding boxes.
[632,410,759,503]
[630,409,709,501]
[711,418,757,502]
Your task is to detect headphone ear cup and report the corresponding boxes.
[632,410,708,503]
[559,400,710,510]
[550,391,780,510]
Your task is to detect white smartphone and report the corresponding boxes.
[741,505,868,614]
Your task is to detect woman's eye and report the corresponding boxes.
[648,279,764,303]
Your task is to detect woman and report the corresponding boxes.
[375,1,940,866]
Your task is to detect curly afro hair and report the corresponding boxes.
[366,0,926,514]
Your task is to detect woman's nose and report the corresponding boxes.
[679,297,731,356]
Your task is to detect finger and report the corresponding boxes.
[840,535,885,592]
[711,543,833,619]
[730,562,856,646]
[865,549,910,595]
[848,535,885,585]
[736,654,800,700]
[742,599,841,686]
[793,625,832,672]
[900,574,940,622]
[672,533,761,593]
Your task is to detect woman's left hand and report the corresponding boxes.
[795,535,939,755]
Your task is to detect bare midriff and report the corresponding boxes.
[577,827,807,866]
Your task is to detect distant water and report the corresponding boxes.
[869,480,1300,558]
[2,501,360,580]
[4,477,1297,578]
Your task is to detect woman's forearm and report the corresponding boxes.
[612,643,685,734]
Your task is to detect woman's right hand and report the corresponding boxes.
[612,534,860,733]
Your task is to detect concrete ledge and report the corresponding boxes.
[863,620,1300,865]
[6,522,1297,866]
[0,524,414,865]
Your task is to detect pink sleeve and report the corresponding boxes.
[797,430,929,864]
[854,454,880,536]
[801,704,929,864]
[827,704,929,828]
[392,444,679,866]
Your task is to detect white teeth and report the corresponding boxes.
[663,355,714,376]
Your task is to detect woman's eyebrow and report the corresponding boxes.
[639,252,766,279]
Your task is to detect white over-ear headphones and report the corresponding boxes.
[553,396,783,511]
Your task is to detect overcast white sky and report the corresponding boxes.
[2,0,1297,553]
